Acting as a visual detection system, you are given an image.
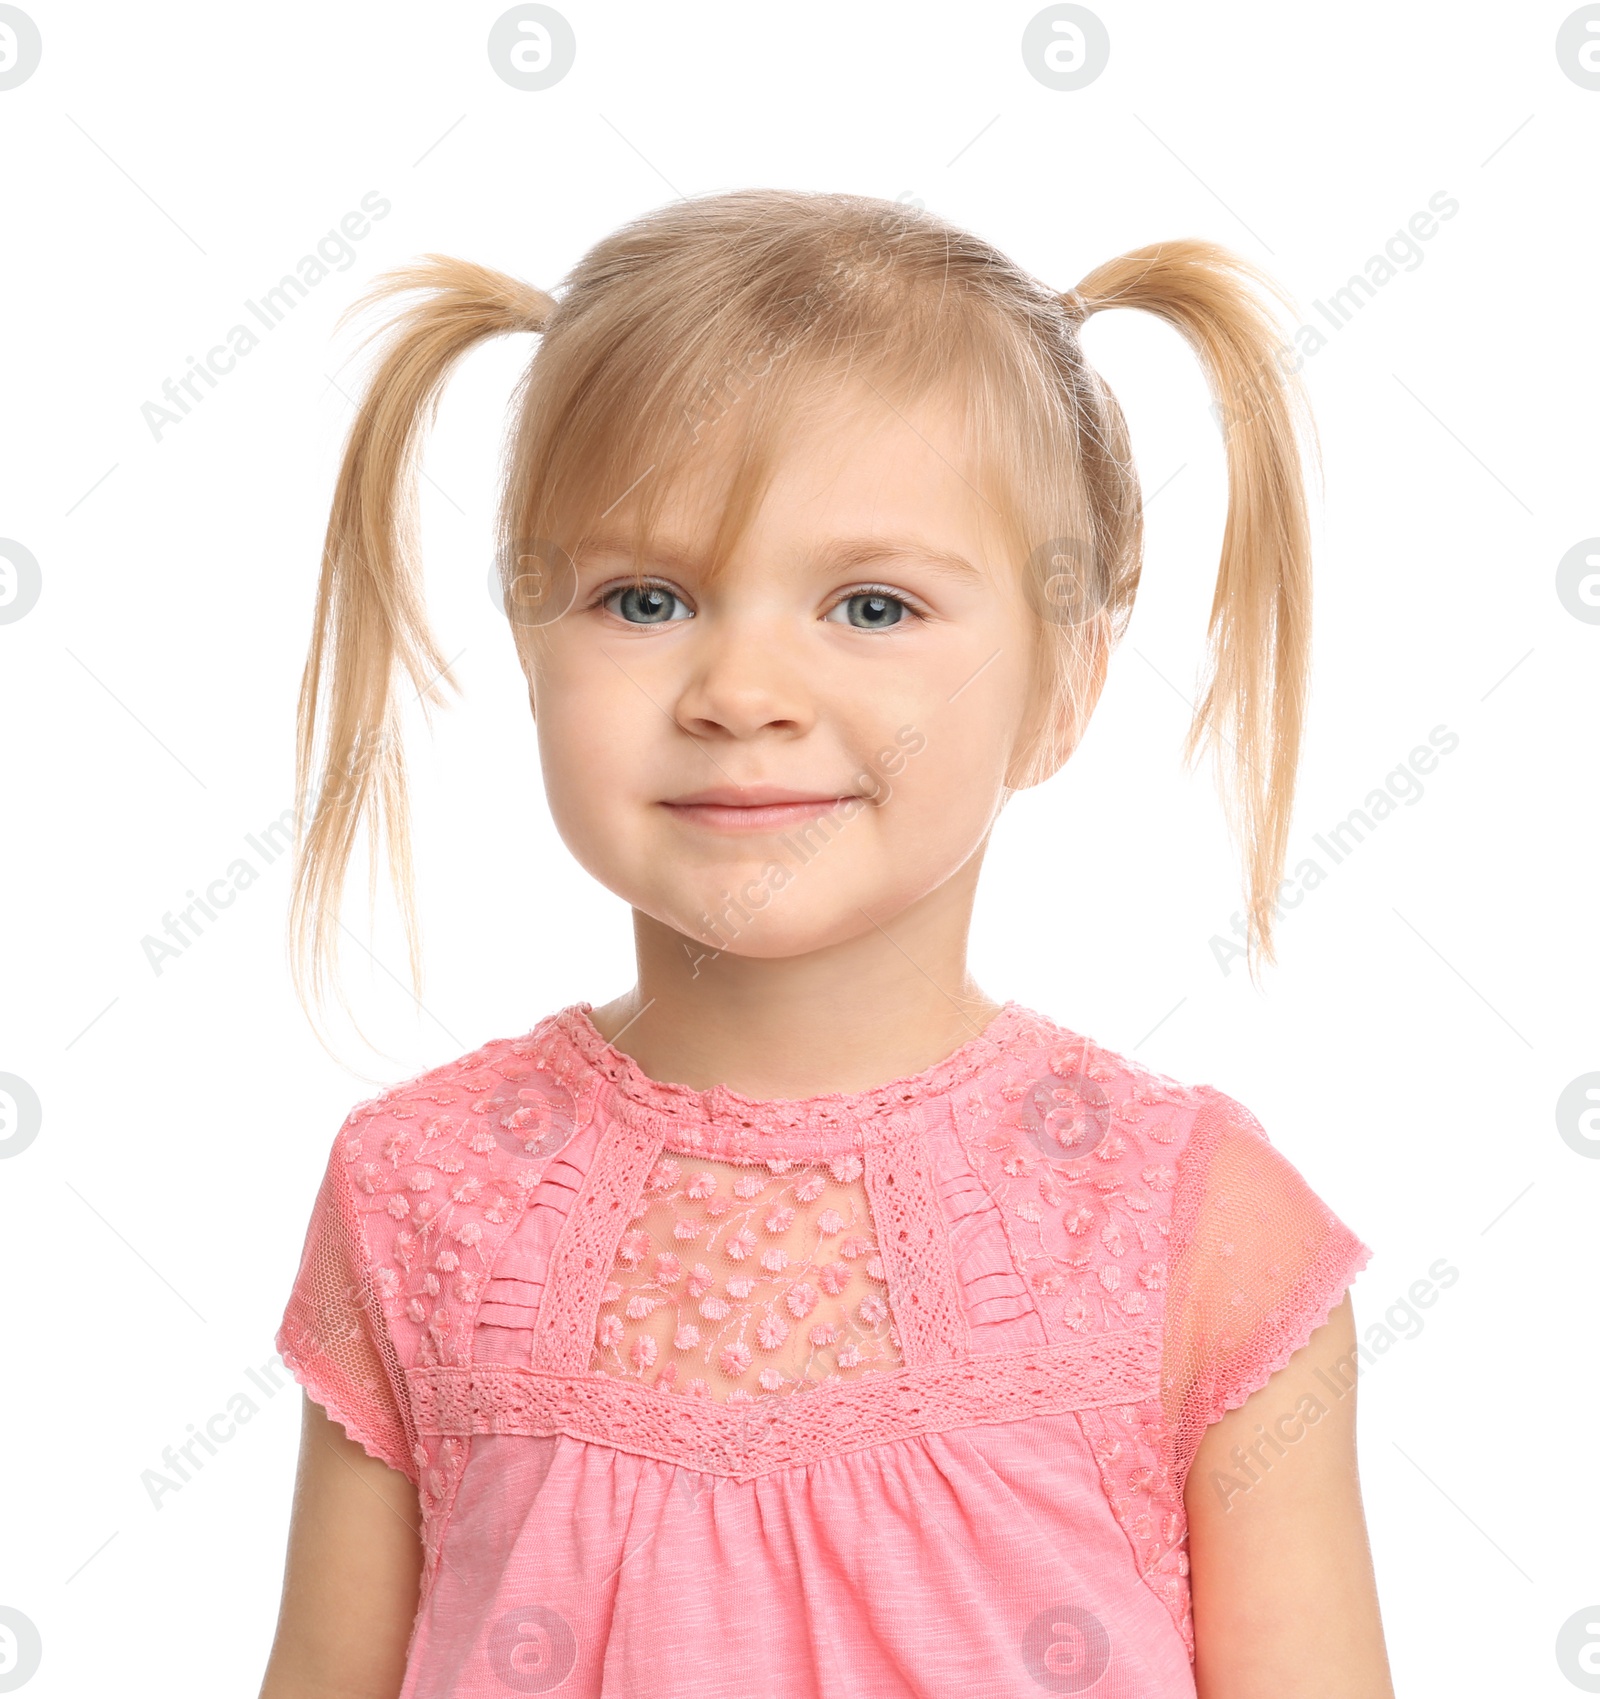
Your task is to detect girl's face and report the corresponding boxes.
[526,379,1065,959]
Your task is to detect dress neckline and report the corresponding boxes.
[545,997,1040,1147]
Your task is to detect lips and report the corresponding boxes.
[659,785,866,832]
[666,786,848,807]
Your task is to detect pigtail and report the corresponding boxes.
[289,255,555,1032]
[1069,241,1318,974]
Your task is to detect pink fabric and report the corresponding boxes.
[276,1000,1371,1697]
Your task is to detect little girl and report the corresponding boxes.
[262,190,1392,1699]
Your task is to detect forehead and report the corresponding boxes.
[579,377,1009,583]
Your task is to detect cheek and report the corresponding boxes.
[888,670,1025,804]
[826,712,1009,894]
[532,668,646,850]
[886,729,1007,860]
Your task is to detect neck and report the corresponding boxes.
[585,861,1004,1100]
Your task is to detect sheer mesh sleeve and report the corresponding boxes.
[275,1130,420,1484]
[1162,1088,1372,1494]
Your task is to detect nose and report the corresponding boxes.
[670,616,817,742]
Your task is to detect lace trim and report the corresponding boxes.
[414,1326,1161,1481]
[1075,1399,1193,1658]
[532,1119,663,1373]
[865,1111,970,1364]
[542,1000,1055,1155]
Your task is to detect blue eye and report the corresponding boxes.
[603,582,693,624]
[827,590,912,630]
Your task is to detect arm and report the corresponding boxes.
[258,1392,424,1699]
[1185,1292,1394,1699]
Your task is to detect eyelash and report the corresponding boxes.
[589,578,930,627]
[834,583,930,626]
[590,579,692,624]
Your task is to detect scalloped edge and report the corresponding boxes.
[274,1325,422,1488]
[1206,1234,1375,1429]
[1168,1229,1376,1504]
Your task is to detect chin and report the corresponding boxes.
[649,888,894,961]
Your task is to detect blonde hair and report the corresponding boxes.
[290,188,1316,1025]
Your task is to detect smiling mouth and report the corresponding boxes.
[659,788,866,832]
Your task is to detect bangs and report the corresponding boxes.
[495,190,1079,628]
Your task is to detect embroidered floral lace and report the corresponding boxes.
[590,1151,901,1399]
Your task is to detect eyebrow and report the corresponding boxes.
[576,534,986,583]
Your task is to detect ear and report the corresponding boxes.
[1004,619,1111,790]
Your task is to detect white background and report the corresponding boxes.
[1,2,1595,1694]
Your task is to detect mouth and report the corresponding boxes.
[659,785,867,833]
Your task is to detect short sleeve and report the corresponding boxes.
[275,1130,420,1484]
[1162,1087,1372,1492]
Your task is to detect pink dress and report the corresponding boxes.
[277,999,1370,1698]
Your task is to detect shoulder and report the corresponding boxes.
[1007,1003,1319,1155]
[951,1007,1236,1339]
[988,1002,1228,1164]
[315,1009,604,1367]
[333,1008,600,1175]
[973,1005,1357,1290]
